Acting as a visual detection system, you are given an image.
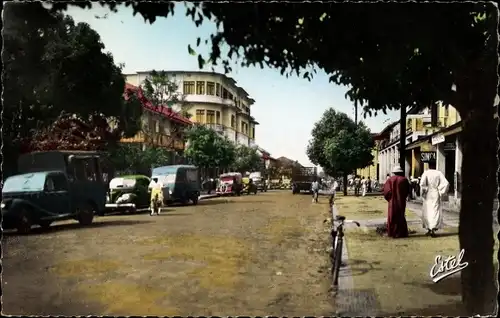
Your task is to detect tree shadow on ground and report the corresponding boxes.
[196,199,275,206]
[410,231,458,239]
[3,219,154,236]
[404,274,461,296]
[153,212,193,217]
[341,259,383,277]
[377,300,468,316]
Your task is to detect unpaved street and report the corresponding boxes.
[2,191,334,316]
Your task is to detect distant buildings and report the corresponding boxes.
[125,70,258,148]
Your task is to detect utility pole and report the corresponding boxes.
[399,106,406,176]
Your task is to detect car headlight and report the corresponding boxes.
[1,202,5,209]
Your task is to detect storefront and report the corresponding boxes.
[405,137,435,178]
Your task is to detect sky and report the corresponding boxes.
[65,3,399,167]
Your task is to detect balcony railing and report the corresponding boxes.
[204,123,225,133]
[120,131,185,150]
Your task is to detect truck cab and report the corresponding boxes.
[1,151,108,233]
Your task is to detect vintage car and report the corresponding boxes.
[1,170,103,234]
[216,172,243,196]
[151,165,201,205]
[249,172,268,192]
[105,175,151,213]
[242,177,258,195]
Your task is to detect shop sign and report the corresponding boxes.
[431,133,445,145]
[421,151,437,163]
[444,142,456,151]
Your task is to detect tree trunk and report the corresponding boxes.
[456,70,497,315]
[343,174,348,196]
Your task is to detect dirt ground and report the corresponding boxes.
[2,191,335,316]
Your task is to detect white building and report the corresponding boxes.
[125,70,259,147]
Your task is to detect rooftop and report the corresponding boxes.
[126,70,254,105]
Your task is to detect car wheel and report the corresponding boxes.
[17,208,33,235]
[77,203,95,226]
[39,220,52,230]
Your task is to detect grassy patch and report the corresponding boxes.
[332,195,421,222]
[83,282,178,315]
[50,259,122,278]
[260,216,304,244]
[344,225,469,315]
[140,235,250,289]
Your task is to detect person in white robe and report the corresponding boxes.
[419,161,450,237]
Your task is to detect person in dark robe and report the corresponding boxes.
[383,165,411,238]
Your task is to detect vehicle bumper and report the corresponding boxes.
[105,203,136,209]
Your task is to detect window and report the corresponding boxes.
[443,117,448,127]
[228,92,233,100]
[195,110,205,123]
[207,81,215,95]
[216,83,221,97]
[206,110,216,124]
[216,111,221,124]
[196,81,205,95]
[231,115,236,129]
[251,127,255,139]
[241,122,248,134]
[71,158,97,181]
[154,120,160,133]
[444,104,449,117]
[49,173,69,191]
[183,81,195,94]
[222,87,228,99]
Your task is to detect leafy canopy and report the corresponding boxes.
[141,70,192,118]
[3,2,142,155]
[307,109,374,175]
[52,2,497,115]
[184,124,236,169]
[232,145,262,174]
[107,144,174,176]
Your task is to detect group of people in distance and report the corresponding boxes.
[384,161,449,238]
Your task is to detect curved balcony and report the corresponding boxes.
[184,94,236,107]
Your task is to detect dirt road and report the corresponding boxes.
[2,191,334,316]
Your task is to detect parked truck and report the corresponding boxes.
[291,166,318,194]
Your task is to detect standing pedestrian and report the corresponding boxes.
[361,176,367,196]
[311,178,320,203]
[354,175,361,196]
[383,166,411,238]
[419,161,450,237]
[367,176,372,193]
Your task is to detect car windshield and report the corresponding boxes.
[2,173,46,193]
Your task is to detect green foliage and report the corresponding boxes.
[307,109,374,175]
[107,143,174,175]
[53,2,497,115]
[232,145,262,174]
[184,124,236,169]
[2,2,141,157]
[141,69,192,118]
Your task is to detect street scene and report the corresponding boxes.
[2,1,499,316]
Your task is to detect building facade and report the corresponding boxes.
[120,83,190,157]
[125,71,258,147]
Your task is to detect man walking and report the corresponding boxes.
[419,161,449,237]
[311,178,320,203]
[383,166,411,238]
[361,176,367,196]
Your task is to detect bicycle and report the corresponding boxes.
[330,208,360,293]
